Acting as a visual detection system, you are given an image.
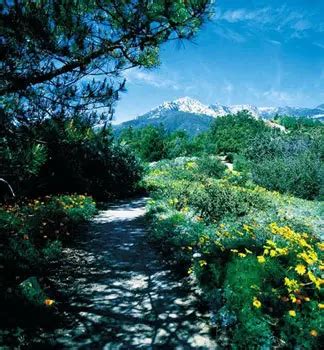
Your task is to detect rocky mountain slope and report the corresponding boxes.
[114,97,323,135]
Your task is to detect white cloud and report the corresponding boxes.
[124,69,180,90]
[267,39,281,45]
[245,85,312,107]
[212,25,246,42]
[293,19,312,31]
[313,42,324,49]
[216,8,271,23]
[214,5,321,39]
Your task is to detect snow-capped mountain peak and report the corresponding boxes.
[140,96,220,119]
[114,97,323,136]
[139,97,324,121]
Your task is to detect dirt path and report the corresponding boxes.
[49,197,216,349]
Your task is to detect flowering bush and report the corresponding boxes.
[0,194,96,301]
[145,158,323,348]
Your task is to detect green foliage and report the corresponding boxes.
[1,0,211,124]
[18,277,47,307]
[275,116,323,131]
[165,131,193,159]
[1,117,143,199]
[196,156,226,178]
[1,194,96,277]
[244,134,323,199]
[0,135,47,194]
[224,257,273,348]
[251,152,322,200]
[119,125,167,162]
[209,111,273,154]
[189,181,270,223]
[145,158,323,348]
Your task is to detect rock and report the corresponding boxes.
[217,306,237,328]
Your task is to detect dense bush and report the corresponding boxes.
[251,152,322,199]
[1,118,143,200]
[195,156,226,178]
[275,116,323,131]
[243,134,323,199]
[209,111,274,154]
[119,125,210,161]
[189,181,270,222]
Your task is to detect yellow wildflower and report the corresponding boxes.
[238,253,246,258]
[252,297,262,309]
[288,310,296,317]
[295,264,306,275]
[298,251,318,265]
[284,277,299,292]
[181,206,189,213]
[266,239,276,247]
[318,303,324,309]
[307,271,321,289]
[257,256,266,264]
[199,260,207,267]
[243,224,252,232]
[270,250,277,257]
[289,294,297,303]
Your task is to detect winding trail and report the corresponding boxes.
[50,197,216,349]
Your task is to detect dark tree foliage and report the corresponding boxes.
[0,0,211,198]
[119,125,167,161]
[1,0,211,124]
[209,111,274,154]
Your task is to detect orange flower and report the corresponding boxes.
[310,330,318,337]
[44,299,55,306]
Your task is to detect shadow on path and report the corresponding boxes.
[50,198,217,349]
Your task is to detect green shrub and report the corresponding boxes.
[209,111,274,154]
[251,152,322,200]
[244,134,323,200]
[196,156,226,178]
[189,181,270,222]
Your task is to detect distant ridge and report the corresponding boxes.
[114,97,324,135]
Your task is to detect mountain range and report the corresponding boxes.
[114,97,324,135]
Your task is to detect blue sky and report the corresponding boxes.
[115,0,324,123]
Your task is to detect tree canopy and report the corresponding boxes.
[1,0,211,125]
